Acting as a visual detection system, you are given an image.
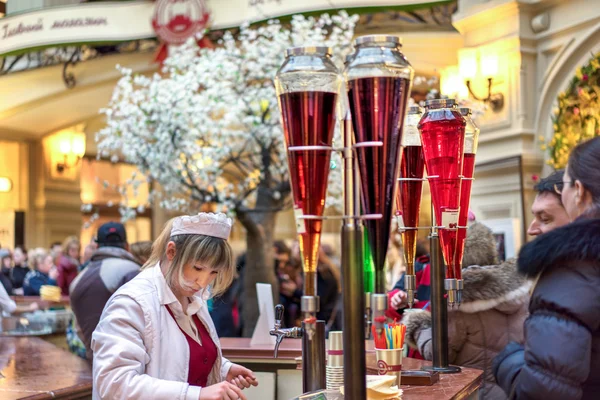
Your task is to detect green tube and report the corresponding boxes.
[363,230,375,293]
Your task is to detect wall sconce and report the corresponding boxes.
[56,133,86,173]
[458,47,504,112]
[0,177,12,193]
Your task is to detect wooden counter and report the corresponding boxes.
[0,337,92,400]
[11,295,71,310]
[222,338,483,400]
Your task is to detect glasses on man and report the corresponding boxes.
[554,181,573,195]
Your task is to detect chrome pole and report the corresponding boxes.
[422,203,461,374]
[341,115,367,399]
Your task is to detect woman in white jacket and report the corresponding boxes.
[92,213,258,400]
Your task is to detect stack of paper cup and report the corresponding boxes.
[326,331,344,390]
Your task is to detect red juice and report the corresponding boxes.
[454,152,476,278]
[279,91,337,296]
[398,145,425,276]
[419,108,465,279]
[347,76,411,293]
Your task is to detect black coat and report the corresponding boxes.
[493,218,600,400]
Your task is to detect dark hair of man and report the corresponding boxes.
[534,169,564,199]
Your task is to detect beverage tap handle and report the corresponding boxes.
[275,304,284,329]
[274,334,284,358]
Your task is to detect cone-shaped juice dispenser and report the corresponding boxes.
[275,47,341,299]
[396,106,425,308]
[454,108,480,305]
[418,99,466,306]
[345,35,413,294]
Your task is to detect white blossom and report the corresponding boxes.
[97,13,359,221]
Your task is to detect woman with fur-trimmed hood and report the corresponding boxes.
[402,222,530,400]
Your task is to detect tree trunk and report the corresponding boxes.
[237,189,281,337]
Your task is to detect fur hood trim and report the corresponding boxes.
[518,218,600,278]
[402,310,431,349]
[462,222,499,268]
[453,258,531,314]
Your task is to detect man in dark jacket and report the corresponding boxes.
[69,222,141,360]
[493,218,600,399]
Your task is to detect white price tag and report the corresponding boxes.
[294,207,306,234]
[464,138,474,154]
[441,209,459,230]
[396,214,405,231]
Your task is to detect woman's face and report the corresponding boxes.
[165,241,219,298]
[68,244,80,260]
[177,262,219,297]
[39,255,54,274]
[2,257,12,269]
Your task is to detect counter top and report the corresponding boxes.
[366,353,482,400]
[220,337,375,362]
[0,337,92,400]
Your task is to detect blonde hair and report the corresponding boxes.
[144,218,235,298]
[29,248,50,270]
[62,235,80,255]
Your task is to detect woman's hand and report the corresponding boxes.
[226,363,258,389]
[199,381,246,400]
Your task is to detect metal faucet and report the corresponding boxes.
[269,304,302,358]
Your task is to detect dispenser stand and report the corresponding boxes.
[422,227,461,374]
[341,116,367,400]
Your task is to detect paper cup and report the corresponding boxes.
[375,348,402,386]
[327,331,344,367]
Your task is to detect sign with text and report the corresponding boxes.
[0,0,444,56]
[0,1,156,56]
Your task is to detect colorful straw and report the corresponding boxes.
[373,321,407,350]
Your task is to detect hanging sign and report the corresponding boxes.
[152,0,212,64]
[0,0,448,56]
[152,0,210,45]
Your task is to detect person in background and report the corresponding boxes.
[23,248,58,296]
[494,137,600,400]
[50,242,62,254]
[79,240,98,272]
[0,251,13,295]
[387,240,431,320]
[275,240,301,328]
[92,214,257,399]
[527,170,571,236]
[386,232,405,291]
[11,247,29,295]
[403,222,528,399]
[57,236,81,295]
[129,241,153,265]
[69,222,141,360]
[317,248,340,332]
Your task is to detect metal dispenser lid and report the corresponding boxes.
[285,46,332,57]
[354,35,402,46]
[426,98,456,109]
[408,105,423,114]
[459,107,472,116]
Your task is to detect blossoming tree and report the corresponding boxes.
[95,13,358,335]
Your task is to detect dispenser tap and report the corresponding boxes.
[269,304,303,358]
